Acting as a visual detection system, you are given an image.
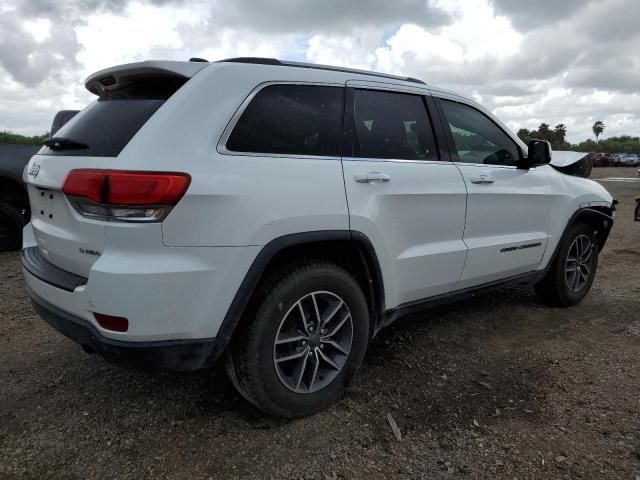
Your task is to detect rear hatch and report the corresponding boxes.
[26,61,205,278]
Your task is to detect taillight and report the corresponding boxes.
[62,169,190,222]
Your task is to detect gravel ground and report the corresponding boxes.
[1,167,639,479]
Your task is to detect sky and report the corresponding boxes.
[0,0,638,143]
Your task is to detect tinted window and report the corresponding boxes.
[440,100,520,166]
[226,85,343,156]
[40,77,186,157]
[347,89,437,160]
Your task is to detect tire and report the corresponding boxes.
[535,222,599,307]
[225,262,369,418]
[0,202,25,252]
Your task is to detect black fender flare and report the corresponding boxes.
[547,207,614,268]
[216,230,386,341]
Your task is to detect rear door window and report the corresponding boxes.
[345,89,438,161]
[226,84,343,157]
[39,77,186,157]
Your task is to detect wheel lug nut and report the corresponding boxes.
[320,344,324,349]
[320,328,326,335]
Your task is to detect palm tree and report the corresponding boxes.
[554,124,567,144]
[592,121,605,143]
[538,123,551,140]
[553,124,568,148]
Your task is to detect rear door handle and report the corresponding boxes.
[355,172,391,184]
[470,174,495,185]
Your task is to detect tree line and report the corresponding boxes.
[0,131,48,145]
[518,121,639,153]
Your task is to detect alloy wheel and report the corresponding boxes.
[565,234,595,292]
[273,291,353,394]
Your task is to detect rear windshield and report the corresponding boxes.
[39,77,186,157]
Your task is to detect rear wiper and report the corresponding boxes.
[43,137,89,151]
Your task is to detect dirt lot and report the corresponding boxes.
[1,167,639,479]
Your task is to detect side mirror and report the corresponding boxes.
[635,196,640,222]
[522,139,552,169]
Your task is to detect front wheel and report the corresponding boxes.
[225,262,369,418]
[535,222,599,307]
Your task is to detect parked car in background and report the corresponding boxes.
[49,110,80,137]
[610,154,622,166]
[620,153,638,166]
[0,144,39,250]
[609,153,638,166]
[0,111,78,251]
[21,58,615,417]
[594,153,611,167]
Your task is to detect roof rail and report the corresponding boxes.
[216,57,426,85]
[220,57,281,66]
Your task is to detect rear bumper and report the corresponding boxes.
[27,286,226,371]
[22,246,87,292]
[20,238,259,343]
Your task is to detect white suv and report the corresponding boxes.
[22,58,614,417]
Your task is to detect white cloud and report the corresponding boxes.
[1,0,638,144]
[22,18,52,43]
[76,2,205,75]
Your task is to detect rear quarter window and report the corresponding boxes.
[225,84,344,157]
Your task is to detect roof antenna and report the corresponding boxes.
[189,57,208,62]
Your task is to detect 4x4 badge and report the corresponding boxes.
[29,163,40,178]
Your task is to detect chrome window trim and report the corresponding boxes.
[452,161,517,170]
[217,81,344,160]
[342,157,455,165]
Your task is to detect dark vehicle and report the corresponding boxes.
[0,111,78,251]
[595,153,611,167]
[50,110,80,137]
[0,144,39,250]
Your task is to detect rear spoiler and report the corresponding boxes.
[84,61,209,96]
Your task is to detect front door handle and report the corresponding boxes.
[355,172,391,184]
[470,174,495,185]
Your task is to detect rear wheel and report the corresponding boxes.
[0,203,25,252]
[535,222,599,307]
[225,262,369,418]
